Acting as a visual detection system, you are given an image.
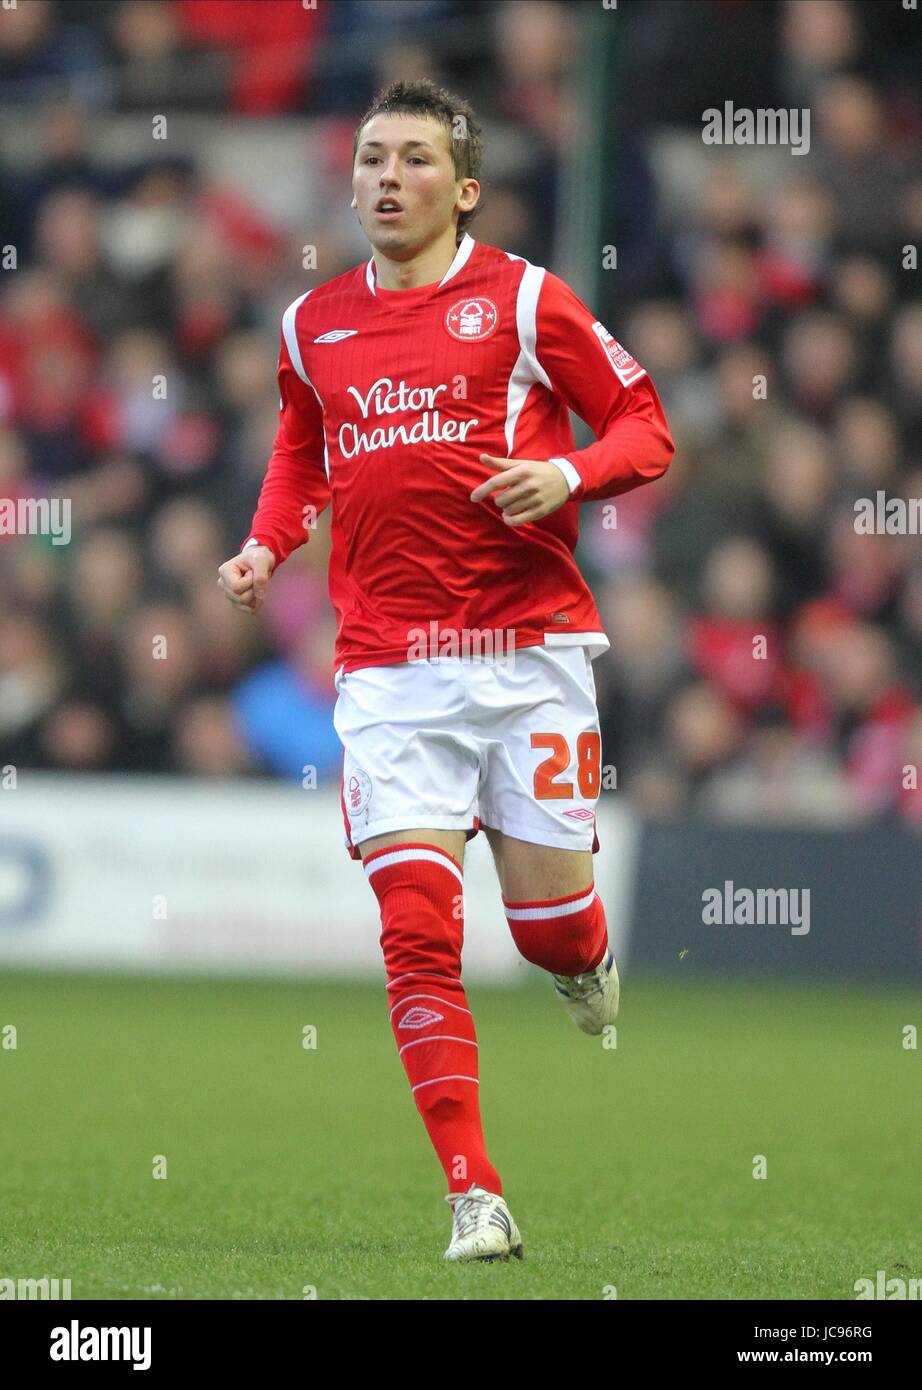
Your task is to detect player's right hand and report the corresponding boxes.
[217,545,276,615]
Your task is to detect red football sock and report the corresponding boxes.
[364,842,502,1196]
[503,884,608,976]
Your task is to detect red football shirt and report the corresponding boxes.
[243,233,674,676]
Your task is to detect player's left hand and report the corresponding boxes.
[471,454,571,526]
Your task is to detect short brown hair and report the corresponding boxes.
[353,78,484,242]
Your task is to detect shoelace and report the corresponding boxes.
[554,965,607,1000]
[445,1188,493,1240]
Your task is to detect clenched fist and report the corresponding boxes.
[217,544,276,615]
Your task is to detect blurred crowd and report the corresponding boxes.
[1,0,921,828]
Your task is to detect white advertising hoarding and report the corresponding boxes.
[0,775,638,980]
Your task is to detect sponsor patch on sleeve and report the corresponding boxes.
[591,321,647,387]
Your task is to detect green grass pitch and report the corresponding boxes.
[1,969,919,1300]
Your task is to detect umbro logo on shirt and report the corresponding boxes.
[314,329,359,343]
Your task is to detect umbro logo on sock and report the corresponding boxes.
[398,1006,445,1030]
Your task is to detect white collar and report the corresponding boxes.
[365,232,475,297]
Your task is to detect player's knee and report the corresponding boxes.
[363,842,465,981]
[379,904,461,981]
[504,886,607,976]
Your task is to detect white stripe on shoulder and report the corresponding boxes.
[281,290,314,384]
[504,253,551,455]
[281,290,330,480]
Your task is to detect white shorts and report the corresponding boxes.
[333,644,602,859]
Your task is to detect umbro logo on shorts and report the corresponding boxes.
[398,1007,444,1030]
[563,808,595,821]
[314,329,358,343]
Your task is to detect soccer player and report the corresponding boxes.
[218,80,674,1263]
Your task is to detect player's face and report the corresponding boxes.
[352,114,471,256]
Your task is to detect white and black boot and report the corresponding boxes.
[552,947,620,1035]
[443,1183,524,1262]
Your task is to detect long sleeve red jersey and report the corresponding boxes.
[243,233,674,676]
